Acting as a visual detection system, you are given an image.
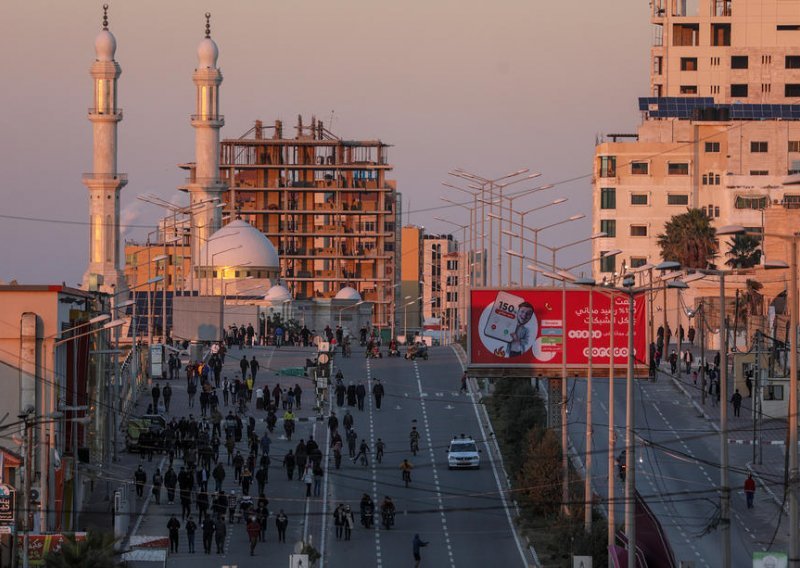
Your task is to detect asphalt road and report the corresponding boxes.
[566,376,790,568]
[129,344,529,567]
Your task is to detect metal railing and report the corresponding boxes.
[88,108,123,117]
[82,173,128,183]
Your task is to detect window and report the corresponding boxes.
[735,196,768,209]
[787,56,800,69]
[446,276,459,286]
[668,194,690,205]
[630,225,648,237]
[600,188,616,209]
[680,85,698,94]
[786,84,800,97]
[600,219,616,237]
[668,163,689,175]
[631,162,649,175]
[749,170,769,175]
[630,257,648,269]
[762,83,772,94]
[446,292,458,303]
[731,84,748,97]
[765,385,784,401]
[784,195,800,208]
[680,57,698,71]
[599,156,616,177]
[705,141,720,152]
[710,85,721,94]
[710,56,721,66]
[731,55,749,69]
[789,141,800,152]
[751,141,768,152]
[446,260,458,270]
[778,25,800,31]
[384,242,395,252]
[599,252,616,273]
[631,194,649,205]
[702,173,721,185]
[711,23,731,46]
[763,55,773,65]
[654,56,663,75]
[674,23,699,46]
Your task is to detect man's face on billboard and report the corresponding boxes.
[517,305,533,325]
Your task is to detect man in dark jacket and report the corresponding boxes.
[372,379,385,410]
[412,533,429,567]
[167,515,181,552]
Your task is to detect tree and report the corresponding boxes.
[44,532,121,568]
[656,208,717,269]
[725,234,762,268]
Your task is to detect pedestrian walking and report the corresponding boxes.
[162,383,172,413]
[214,516,226,554]
[459,372,468,393]
[152,468,163,505]
[303,464,313,498]
[180,489,192,520]
[333,504,345,540]
[134,465,146,498]
[256,463,268,495]
[745,374,753,398]
[240,356,249,379]
[294,383,302,409]
[250,356,260,381]
[242,467,253,496]
[413,533,429,567]
[201,515,215,554]
[343,410,354,433]
[167,514,181,553]
[233,451,244,483]
[222,377,230,406]
[152,383,161,412]
[187,377,197,408]
[373,379,385,409]
[164,465,177,504]
[356,382,366,411]
[247,516,261,555]
[343,505,354,540]
[185,515,197,553]
[731,389,743,417]
[283,450,296,480]
[328,411,339,434]
[275,509,288,542]
[744,473,756,508]
[347,428,358,458]
[313,463,323,497]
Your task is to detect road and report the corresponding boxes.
[127,344,529,567]
[566,375,790,567]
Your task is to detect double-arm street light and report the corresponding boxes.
[338,300,366,329]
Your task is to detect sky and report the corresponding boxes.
[0,0,651,286]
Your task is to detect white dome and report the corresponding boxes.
[265,284,292,302]
[334,286,362,301]
[95,29,116,62]
[199,220,279,269]
[197,37,219,68]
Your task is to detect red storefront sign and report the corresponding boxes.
[17,533,86,566]
[469,288,647,372]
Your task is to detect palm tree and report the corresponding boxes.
[657,208,717,269]
[725,234,762,268]
[44,532,121,568]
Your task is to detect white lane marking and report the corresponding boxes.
[318,371,333,568]
[365,359,382,568]
[415,361,456,568]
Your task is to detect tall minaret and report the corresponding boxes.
[189,13,226,272]
[82,4,127,293]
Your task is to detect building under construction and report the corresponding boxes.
[178,116,401,331]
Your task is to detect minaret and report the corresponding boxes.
[189,13,226,273]
[82,4,127,293]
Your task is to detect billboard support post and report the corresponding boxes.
[561,279,569,516]
[584,289,593,534]
[607,291,616,550]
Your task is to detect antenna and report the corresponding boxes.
[328,110,336,132]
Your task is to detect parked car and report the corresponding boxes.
[126,414,167,452]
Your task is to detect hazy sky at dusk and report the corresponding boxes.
[0,0,650,285]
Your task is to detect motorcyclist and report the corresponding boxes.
[360,493,375,527]
[409,427,420,454]
[388,339,398,356]
[400,459,414,485]
[380,496,395,527]
[406,343,417,359]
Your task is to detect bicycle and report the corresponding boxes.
[410,439,419,456]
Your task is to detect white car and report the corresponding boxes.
[447,436,480,469]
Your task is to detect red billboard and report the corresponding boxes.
[469,288,647,373]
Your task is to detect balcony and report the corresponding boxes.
[190,114,225,126]
[88,108,123,118]
[82,172,128,186]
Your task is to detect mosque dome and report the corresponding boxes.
[334,286,362,301]
[265,284,292,303]
[197,37,219,69]
[199,220,279,269]
[95,29,117,62]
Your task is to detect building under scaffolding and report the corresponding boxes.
[178,116,401,331]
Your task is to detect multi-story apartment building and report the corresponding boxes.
[178,117,401,329]
[421,233,457,322]
[400,225,424,332]
[593,0,800,277]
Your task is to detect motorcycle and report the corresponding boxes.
[361,505,375,528]
[381,508,395,530]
